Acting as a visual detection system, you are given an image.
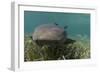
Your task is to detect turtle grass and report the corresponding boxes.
[24,35,90,62]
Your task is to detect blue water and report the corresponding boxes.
[24,11,90,39]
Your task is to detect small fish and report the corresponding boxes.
[54,23,68,29]
[64,25,68,29]
[54,23,59,26]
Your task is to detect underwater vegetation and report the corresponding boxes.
[24,23,90,61]
[24,34,90,62]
